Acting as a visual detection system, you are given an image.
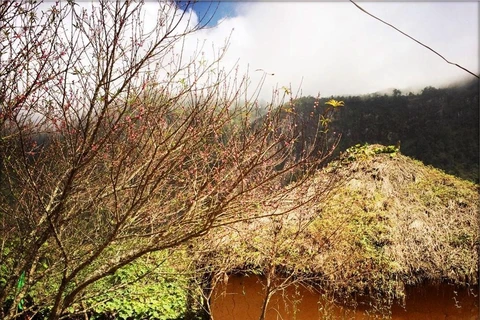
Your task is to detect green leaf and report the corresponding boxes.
[17,271,25,290]
[15,271,26,311]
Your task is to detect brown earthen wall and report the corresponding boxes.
[211,275,479,320]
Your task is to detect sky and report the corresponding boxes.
[180,1,478,100]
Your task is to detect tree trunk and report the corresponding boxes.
[259,288,273,320]
[48,281,68,320]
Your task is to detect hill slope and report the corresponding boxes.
[291,79,479,182]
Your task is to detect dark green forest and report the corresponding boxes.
[291,79,479,182]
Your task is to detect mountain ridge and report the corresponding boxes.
[289,78,479,182]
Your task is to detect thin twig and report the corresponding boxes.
[350,0,479,79]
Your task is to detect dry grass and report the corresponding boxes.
[195,144,479,311]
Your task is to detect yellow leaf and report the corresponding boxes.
[325,99,345,108]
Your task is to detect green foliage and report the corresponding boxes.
[341,143,399,164]
[289,80,479,182]
[15,271,26,311]
[9,246,194,319]
[83,252,189,320]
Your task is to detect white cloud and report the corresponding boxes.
[182,2,478,100]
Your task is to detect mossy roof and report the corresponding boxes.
[196,144,479,305]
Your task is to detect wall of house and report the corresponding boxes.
[211,275,479,320]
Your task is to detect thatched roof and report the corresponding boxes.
[196,144,479,308]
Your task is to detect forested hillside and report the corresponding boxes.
[292,79,479,182]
